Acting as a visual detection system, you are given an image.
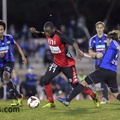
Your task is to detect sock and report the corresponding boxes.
[7,81,15,94]
[7,81,16,99]
[66,84,84,102]
[44,83,54,103]
[14,88,22,98]
[116,94,120,100]
[82,87,95,98]
[101,82,108,100]
[7,81,21,98]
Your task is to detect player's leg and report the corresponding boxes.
[106,71,120,101]
[95,65,109,104]
[41,63,61,108]
[57,66,100,107]
[3,62,23,106]
[100,81,110,104]
[80,68,107,107]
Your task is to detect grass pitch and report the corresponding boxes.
[0,99,120,120]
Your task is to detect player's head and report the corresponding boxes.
[111,30,120,42]
[106,30,120,46]
[116,30,120,42]
[27,66,34,73]
[95,21,105,34]
[43,21,55,37]
[0,20,6,37]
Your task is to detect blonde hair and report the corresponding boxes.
[95,21,105,27]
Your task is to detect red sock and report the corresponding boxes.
[44,83,54,103]
[82,87,95,98]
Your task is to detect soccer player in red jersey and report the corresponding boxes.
[30,21,100,108]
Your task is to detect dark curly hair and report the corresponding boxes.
[0,20,6,30]
[107,30,119,40]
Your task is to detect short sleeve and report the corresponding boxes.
[111,40,119,49]
[89,38,94,49]
[9,35,16,45]
[56,31,75,46]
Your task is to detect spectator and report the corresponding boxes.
[24,66,38,98]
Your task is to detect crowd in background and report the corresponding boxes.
[7,16,120,69]
[0,16,120,100]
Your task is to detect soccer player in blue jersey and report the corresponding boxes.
[89,21,110,104]
[58,30,120,107]
[0,20,27,106]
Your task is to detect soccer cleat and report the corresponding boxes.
[57,97,69,106]
[17,94,23,107]
[10,99,19,106]
[100,97,110,104]
[42,102,56,108]
[92,92,100,107]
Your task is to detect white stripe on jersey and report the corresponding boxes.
[113,40,119,47]
[89,34,107,47]
[89,34,97,47]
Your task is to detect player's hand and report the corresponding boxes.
[117,46,120,50]
[76,49,84,60]
[96,53,103,59]
[30,27,37,33]
[0,53,5,57]
[22,56,27,64]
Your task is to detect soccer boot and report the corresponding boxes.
[57,97,69,106]
[42,102,56,108]
[17,94,23,107]
[100,97,110,104]
[10,99,19,106]
[92,92,100,107]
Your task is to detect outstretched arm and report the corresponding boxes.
[83,53,92,58]
[14,43,27,64]
[89,49,103,59]
[73,42,84,60]
[58,32,84,60]
[30,27,45,37]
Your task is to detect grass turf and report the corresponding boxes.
[0,99,120,120]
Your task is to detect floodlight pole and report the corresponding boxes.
[2,0,7,99]
[2,0,7,33]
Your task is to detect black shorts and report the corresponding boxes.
[85,68,118,93]
[0,62,14,80]
[42,62,79,88]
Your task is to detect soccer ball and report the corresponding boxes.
[27,96,40,108]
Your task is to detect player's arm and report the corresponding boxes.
[60,35,91,59]
[89,37,103,59]
[14,42,27,64]
[59,32,84,60]
[89,48,103,59]
[30,27,45,37]
[83,53,92,58]
[89,48,97,58]
[72,42,84,60]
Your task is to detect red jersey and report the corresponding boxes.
[45,30,75,67]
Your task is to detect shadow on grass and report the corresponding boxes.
[51,107,101,115]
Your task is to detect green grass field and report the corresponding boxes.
[0,99,120,120]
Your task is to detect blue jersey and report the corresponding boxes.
[25,73,37,86]
[100,40,120,72]
[89,34,107,66]
[0,34,16,67]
